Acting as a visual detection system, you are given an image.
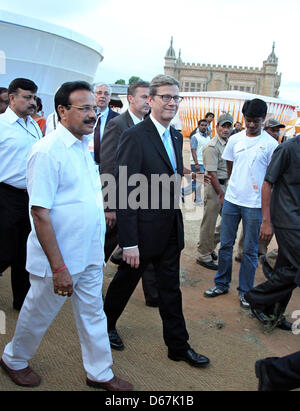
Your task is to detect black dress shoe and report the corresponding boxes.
[276,319,292,331]
[250,307,273,324]
[196,259,218,270]
[168,348,210,368]
[211,251,218,261]
[108,329,124,351]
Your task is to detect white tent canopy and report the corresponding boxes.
[179,90,297,137]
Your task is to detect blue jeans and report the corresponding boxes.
[214,200,262,295]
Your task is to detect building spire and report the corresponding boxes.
[267,42,278,64]
[177,49,182,65]
[165,36,176,59]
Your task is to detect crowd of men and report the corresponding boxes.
[0,76,299,391]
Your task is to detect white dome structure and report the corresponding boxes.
[0,10,103,115]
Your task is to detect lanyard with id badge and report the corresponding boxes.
[243,135,265,192]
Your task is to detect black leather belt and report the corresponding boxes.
[0,182,27,194]
[218,179,227,185]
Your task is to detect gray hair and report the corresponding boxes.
[149,75,180,96]
[94,83,112,95]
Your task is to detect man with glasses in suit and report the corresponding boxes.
[104,74,210,368]
[92,83,119,165]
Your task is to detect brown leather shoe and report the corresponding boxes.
[86,375,133,391]
[0,359,41,387]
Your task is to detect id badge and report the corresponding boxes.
[250,173,259,191]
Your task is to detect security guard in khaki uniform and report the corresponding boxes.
[197,113,233,270]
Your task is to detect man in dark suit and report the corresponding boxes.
[104,75,210,368]
[101,81,158,307]
[93,83,119,165]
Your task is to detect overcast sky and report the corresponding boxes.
[1,0,299,105]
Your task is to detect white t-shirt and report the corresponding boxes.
[190,132,210,165]
[222,129,278,208]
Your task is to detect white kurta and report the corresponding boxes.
[26,123,106,276]
[2,124,113,383]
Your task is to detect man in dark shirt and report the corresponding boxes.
[245,135,300,331]
[230,121,243,136]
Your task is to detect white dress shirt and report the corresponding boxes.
[128,109,143,125]
[26,123,106,277]
[0,107,42,189]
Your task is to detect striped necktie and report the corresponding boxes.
[93,114,102,164]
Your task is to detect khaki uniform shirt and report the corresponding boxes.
[202,135,228,180]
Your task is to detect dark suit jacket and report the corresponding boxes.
[115,116,184,258]
[101,110,134,177]
[100,110,134,212]
[95,107,119,164]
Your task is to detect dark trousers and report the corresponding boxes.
[245,227,299,317]
[264,351,300,390]
[104,223,158,304]
[0,183,31,309]
[104,225,190,353]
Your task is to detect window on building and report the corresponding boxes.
[240,86,244,91]
[197,83,201,92]
[234,85,238,90]
[246,87,250,92]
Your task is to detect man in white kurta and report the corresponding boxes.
[1,81,132,391]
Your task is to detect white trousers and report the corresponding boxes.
[2,265,114,383]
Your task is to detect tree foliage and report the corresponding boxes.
[115,79,126,85]
[128,76,143,85]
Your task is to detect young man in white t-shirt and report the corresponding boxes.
[204,99,278,308]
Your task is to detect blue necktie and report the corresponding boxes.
[162,129,176,174]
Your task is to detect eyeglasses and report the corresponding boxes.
[68,105,98,114]
[95,91,110,97]
[155,94,183,104]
